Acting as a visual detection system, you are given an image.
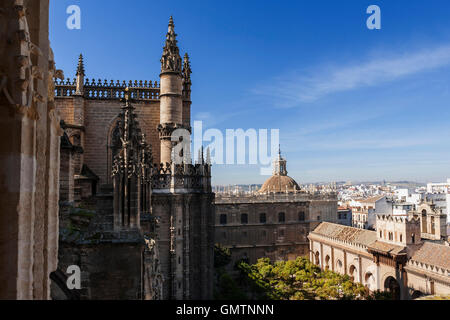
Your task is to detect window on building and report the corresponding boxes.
[220,214,227,225]
[278,212,285,223]
[279,229,285,236]
[317,215,321,221]
[298,211,305,221]
[400,234,403,242]
[379,230,382,238]
[241,214,248,224]
[259,213,266,224]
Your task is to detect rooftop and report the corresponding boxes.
[358,195,385,203]
[410,241,450,270]
[311,222,376,246]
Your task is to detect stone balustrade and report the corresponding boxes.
[215,192,337,204]
[151,163,212,191]
[54,78,160,101]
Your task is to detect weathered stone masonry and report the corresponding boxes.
[53,17,215,300]
[0,0,62,300]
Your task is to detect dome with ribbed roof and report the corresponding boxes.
[258,147,301,194]
[259,175,300,194]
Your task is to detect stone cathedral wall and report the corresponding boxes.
[214,196,337,266]
[55,97,161,185]
[0,0,61,299]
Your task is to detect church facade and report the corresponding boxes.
[215,151,338,266]
[53,17,214,300]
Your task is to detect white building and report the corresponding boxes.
[425,179,450,223]
[393,202,415,216]
[427,179,450,193]
[394,188,422,205]
[351,195,392,230]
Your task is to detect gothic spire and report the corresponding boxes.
[76,54,85,76]
[206,147,211,165]
[183,53,192,83]
[161,16,182,73]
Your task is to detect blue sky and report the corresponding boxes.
[50,0,450,185]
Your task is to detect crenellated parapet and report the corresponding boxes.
[54,77,160,100]
[377,214,421,225]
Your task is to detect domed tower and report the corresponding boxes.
[259,146,301,194]
[158,16,184,164]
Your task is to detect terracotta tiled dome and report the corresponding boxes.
[259,175,300,194]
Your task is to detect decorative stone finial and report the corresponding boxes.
[75,54,85,95]
[206,147,211,165]
[183,53,192,82]
[120,87,135,110]
[161,16,182,73]
[169,16,174,30]
[76,54,85,76]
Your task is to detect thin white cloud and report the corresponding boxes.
[281,123,450,154]
[253,44,450,106]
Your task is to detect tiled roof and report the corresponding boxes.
[359,195,385,203]
[368,240,406,255]
[411,242,450,270]
[258,175,300,194]
[311,222,377,246]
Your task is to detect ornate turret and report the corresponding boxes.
[182,53,192,99]
[75,54,85,95]
[153,18,214,300]
[181,52,192,130]
[159,17,185,164]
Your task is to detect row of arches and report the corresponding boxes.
[313,251,403,299]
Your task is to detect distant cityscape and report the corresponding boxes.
[214,178,450,225]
